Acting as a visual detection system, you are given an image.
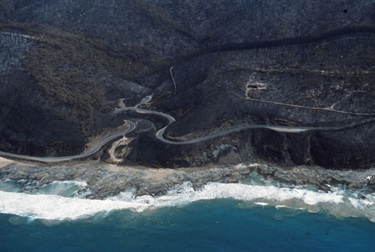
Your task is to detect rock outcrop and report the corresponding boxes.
[1,160,374,199]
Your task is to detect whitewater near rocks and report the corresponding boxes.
[1,170,374,222]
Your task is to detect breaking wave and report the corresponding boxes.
[0,179,374,222]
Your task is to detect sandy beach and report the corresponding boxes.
[0,157,15,168]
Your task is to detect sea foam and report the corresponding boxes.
[0,181,374,222]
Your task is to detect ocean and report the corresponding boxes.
[1,177,374,251]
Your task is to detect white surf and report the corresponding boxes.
[1,179,374,222]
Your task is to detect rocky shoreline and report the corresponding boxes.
[1,157,374,199]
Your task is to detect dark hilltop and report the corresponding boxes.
[1,0,375,170]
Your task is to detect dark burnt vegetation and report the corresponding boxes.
[0,1,374,168]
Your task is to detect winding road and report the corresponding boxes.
[0,121,136,163]
[123,106,375,145]
[1,91,375,164]
[1,96,375,163]
[1,26,374,163]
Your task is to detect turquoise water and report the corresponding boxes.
[1,179,375,251]
[1,200,374,252]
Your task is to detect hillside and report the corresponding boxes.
[0,0,374,169]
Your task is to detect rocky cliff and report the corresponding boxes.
[0,0,374,169]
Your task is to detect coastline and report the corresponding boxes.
[0,157,14,168]
[1,157,374,199]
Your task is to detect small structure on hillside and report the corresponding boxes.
[246,82,267,91]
